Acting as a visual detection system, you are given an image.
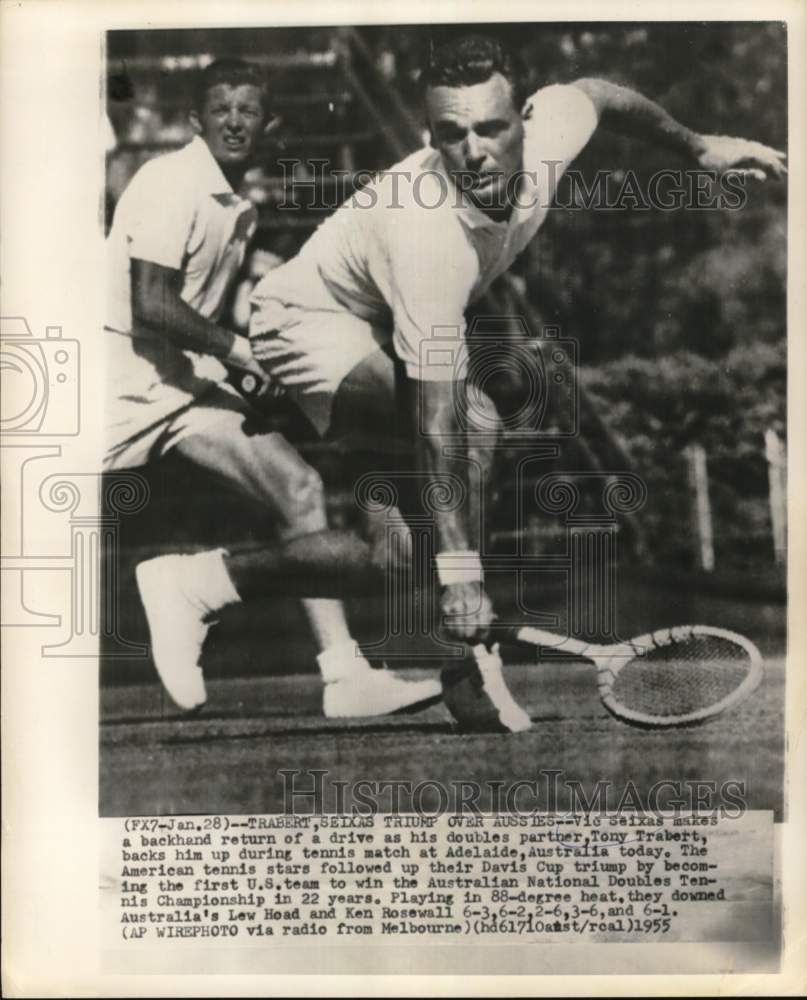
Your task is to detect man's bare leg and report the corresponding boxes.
[138,519,526,730]
[137,407,439,713]
[322,351,530,733]
[327,346,502,534]
[173,410,352,636]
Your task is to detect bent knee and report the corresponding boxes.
[369,522,414,573]
[281,464,327,532]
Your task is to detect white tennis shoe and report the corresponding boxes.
[323,670,443,718]
[441,643,532,733]
[135,555,211,712]
[136,557,443,718]
[474,644,532,732]
[319,642,442,717]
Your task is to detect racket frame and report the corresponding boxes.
[500,623,764,727]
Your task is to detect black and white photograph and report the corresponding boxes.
[2,2,805,993]
[100,21,786,817]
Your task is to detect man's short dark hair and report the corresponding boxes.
[194,58,270,115]
[420,34,524,109]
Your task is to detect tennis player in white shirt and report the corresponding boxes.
[133,37,784,732]
[244,33,784,729]
[105,58,441,717]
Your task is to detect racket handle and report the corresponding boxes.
[226,365,284,402]
[482,620,580,653]
[481,619,528,649]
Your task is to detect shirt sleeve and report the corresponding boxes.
[523,84,599,202]
[381,192,479,381]
[116,157,197,271]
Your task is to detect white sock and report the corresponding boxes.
[192,548,241,613]
[303,598,368,683]
[317,640,369,684]
[301,598,354,650]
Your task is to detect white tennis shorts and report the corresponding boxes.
[250,299,385,436]
[104,382,250,471]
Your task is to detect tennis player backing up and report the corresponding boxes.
[104,58,440,717]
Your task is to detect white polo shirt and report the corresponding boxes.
[251,84,597,381]
[106,136,257,440]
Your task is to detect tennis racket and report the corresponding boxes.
[493,623,764,728]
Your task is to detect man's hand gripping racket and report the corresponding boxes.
[225,333,285,404]
[440,585,534,734]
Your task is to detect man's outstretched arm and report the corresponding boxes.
[412,377,494,643]
[572,78,787,179]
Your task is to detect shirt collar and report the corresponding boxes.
[186,135,236,196]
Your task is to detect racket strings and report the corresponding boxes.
[610,634,754,718]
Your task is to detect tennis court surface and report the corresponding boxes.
[100,651,784,818]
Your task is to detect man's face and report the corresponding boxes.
[426,73,525,213]
[192,82,266,169]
